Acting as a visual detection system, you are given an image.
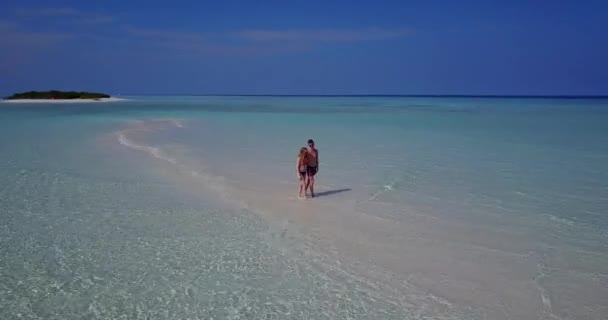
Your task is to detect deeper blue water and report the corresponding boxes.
[1,96,607,319]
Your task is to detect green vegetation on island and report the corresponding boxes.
[4,90,111,100]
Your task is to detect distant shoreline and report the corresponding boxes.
[1,97,127,104]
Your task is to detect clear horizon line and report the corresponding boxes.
[115,93,608,98]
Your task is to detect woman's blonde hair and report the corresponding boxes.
[298,147,308,158]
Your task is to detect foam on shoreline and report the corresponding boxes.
[1,97,128,103]
[114,119,184,164]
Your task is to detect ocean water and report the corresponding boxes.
[0,96,607,319]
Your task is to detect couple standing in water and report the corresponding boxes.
[296,139,319,198]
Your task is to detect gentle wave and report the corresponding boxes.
[113,118,238,202]
[545,214,576,227]
[117,132,177,164]
[114,118,186,164]
[124,118,185,130]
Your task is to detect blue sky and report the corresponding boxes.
[1,0,607,95]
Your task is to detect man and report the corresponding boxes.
[306,139,319,197]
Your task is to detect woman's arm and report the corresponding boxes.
[296,157,301,176]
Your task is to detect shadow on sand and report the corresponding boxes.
[314,188,352,198]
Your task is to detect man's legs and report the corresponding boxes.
[304,175,311,196]
[306,168,316,197]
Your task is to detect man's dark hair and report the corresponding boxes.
[308,139,314,144]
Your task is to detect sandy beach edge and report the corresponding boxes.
[1,97,128,104]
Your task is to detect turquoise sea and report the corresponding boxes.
[1,96,607,319]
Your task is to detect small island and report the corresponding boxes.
[2,90,125,103]
[5,90,111,100]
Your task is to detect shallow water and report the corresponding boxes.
[1,96,607,319]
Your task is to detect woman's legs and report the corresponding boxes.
[298,175,305,197]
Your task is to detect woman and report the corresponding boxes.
[296,147,309,197]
